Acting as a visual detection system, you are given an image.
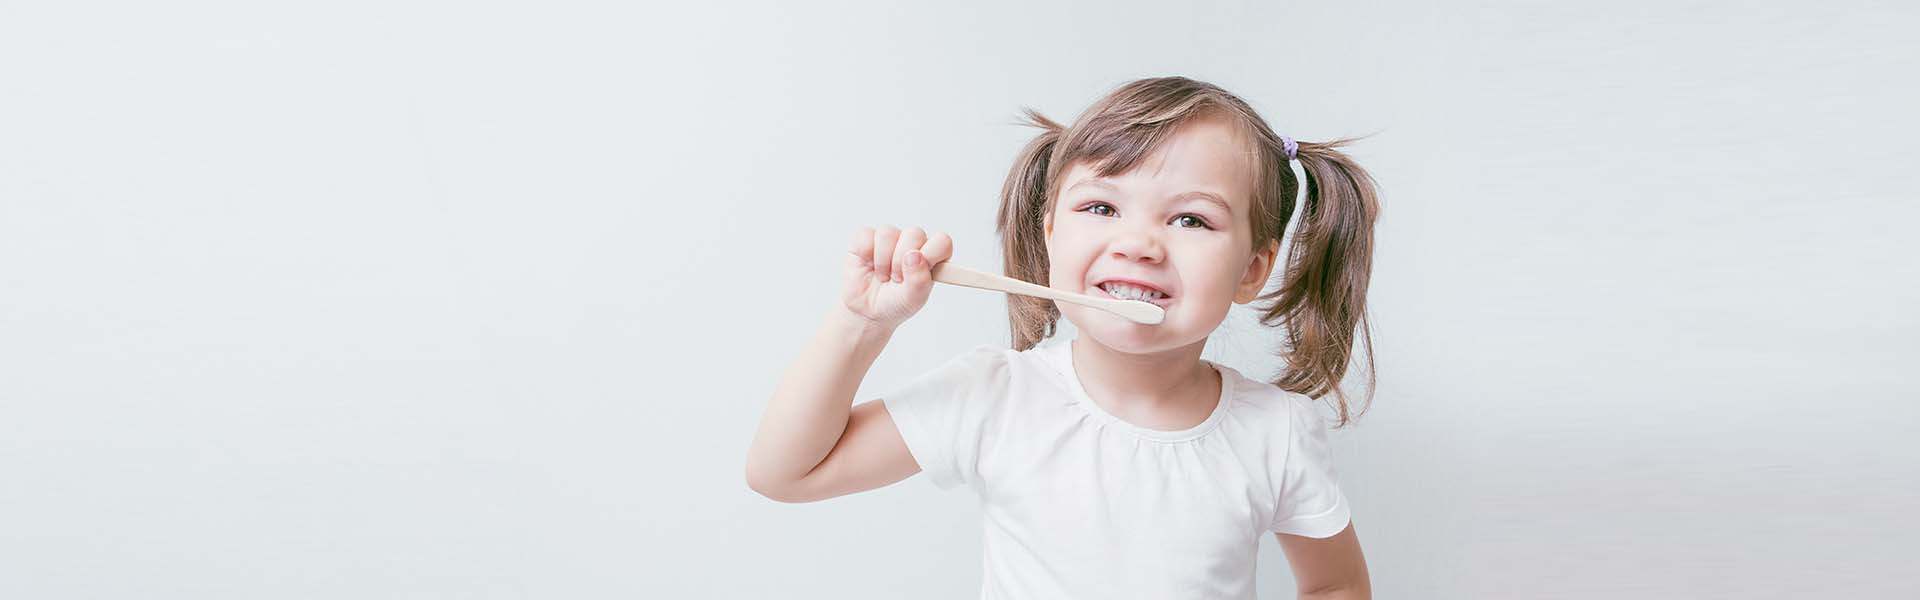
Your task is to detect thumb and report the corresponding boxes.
[904,250,931,284]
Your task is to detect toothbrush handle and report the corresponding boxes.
[931,263,1067,302]
[930,262,1164,325]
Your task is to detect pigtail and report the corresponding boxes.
[1261,138,1381,427]
[996,107,1065,351]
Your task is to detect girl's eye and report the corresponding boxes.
[1175,215,1212,230]
[1077,203,1214,230]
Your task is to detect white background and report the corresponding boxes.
[3,1,1915,598]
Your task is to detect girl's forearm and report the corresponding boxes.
[744,306,896,493]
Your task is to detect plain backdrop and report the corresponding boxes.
[2,1,1916,598]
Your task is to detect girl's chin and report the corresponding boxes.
[1071,325,1192,357]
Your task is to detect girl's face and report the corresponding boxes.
[1044,114,1279,353]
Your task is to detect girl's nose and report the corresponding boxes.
[1107,230,1165,263]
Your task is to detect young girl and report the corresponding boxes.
[746,76,1380,599]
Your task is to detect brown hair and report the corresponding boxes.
[994,76,1381,427]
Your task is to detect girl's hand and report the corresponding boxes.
[842,225,954,329]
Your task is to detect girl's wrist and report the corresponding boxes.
[828,306,897,343]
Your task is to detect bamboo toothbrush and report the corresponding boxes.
[930,262,1165,325]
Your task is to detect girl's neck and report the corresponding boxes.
[1069,334,1219,420]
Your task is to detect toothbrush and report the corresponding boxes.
[930,262,1165,325]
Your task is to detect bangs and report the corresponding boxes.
[1057,102,1260,181]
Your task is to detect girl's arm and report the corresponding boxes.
[743,306,919,502]
[744,226,951,503]
[1278,522,1371,599]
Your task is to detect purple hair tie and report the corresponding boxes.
[1280,135,1298,161]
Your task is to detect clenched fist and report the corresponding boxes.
[842,225,954,329]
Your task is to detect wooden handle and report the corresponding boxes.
[930,262,1165,325]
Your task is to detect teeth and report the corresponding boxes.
[1099,283,1166,302]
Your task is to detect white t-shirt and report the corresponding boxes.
[881,336,1351,600]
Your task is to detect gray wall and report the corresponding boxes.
[2,1,1914,598]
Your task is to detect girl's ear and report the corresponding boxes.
[1043,209,1053,239]
[1235,239,1281,304]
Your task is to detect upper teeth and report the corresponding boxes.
[1100,283,1166,301]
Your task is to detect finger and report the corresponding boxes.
[848,226,875,263]
[894,227,926,283]
[846,226,877,278]
[920,231,954,267]
[871,225,900,283]
[845,248,873,277]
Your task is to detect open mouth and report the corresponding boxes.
[1090,280,1174,308]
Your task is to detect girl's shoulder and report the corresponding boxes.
[1215,364,1341,443]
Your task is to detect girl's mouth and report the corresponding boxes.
[1090,282,1174,308]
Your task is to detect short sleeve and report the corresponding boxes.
[880,344,1009,492]
[1269,396,1352,538]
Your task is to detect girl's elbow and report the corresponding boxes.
[748,478,806,503]
[745,464,793,502]
[1298,580,1370,600]
[745,468,823,504]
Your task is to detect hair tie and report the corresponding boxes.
[1279,135,1298,161]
